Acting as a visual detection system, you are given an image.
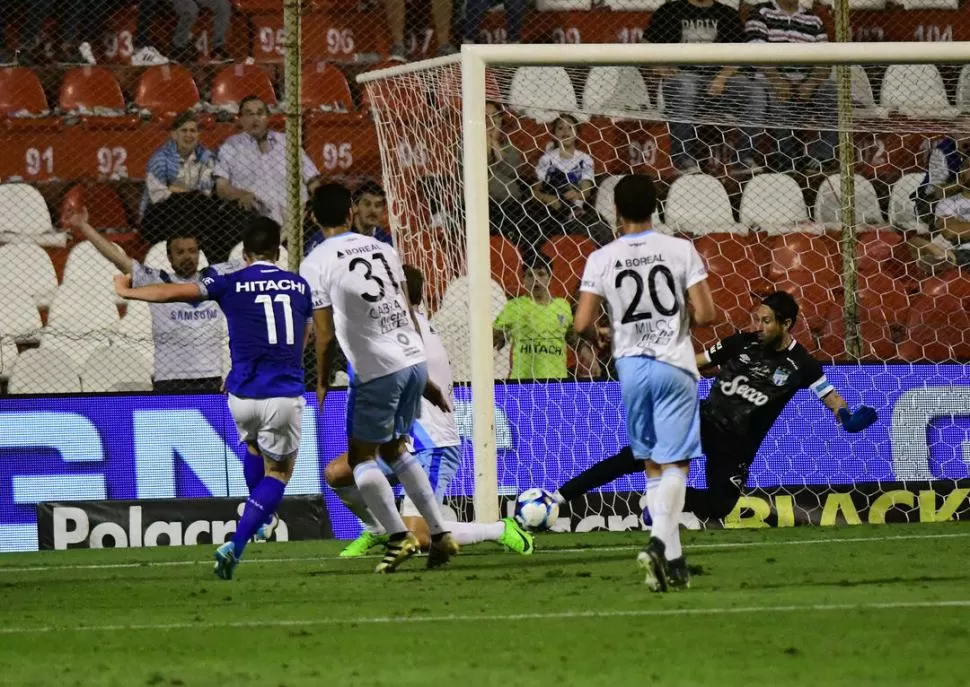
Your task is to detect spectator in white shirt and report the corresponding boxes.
[530,114,612,247]
[69,210,233,393]
[916,157,970,273]
[214,95,320,237]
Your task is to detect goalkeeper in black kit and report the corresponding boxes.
[553,291,879,524]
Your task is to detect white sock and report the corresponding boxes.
[333,484,385,534]
[391,453,448,535]
[449,521,505,545]
[645,476,660,529]
[352,462,406,536]
[656,467,687,560]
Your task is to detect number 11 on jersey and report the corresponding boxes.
[256,294,294,345]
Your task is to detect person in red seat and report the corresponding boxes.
[919,155,970,272]
[169,0,232,63]
[0,0,53,65]
[141,110,216,219]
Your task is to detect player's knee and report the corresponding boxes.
[265,457,295,484]
[324,454,353,488]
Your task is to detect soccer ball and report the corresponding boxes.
[514,488,559,531]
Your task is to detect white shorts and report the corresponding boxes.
[228,394,306,461]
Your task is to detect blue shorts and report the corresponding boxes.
[616,356,701,464]
[346,363,428,444]
[379,445,463,508]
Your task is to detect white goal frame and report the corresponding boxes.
[359,42,970,523]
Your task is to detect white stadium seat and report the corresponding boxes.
[143,241,210,272]
[0,295,43,343]
[81,345,153,392]
[8,347,82,394]
[508,67,579,123]
[901,0,957,8]
[61,241,126,302]
[582,67,659,120]
[433,276,509,382]
[0,340,17,381]
[814,174,884,228]
[816,0,886,8]
[228,241,289,268]
[536,0,591,9]
[0,243,58,307]
[956,65,970,114]
[889,173,928,233]
[850,66,889,119]
[603,0,666,9]
[43,286,119,368]
[664,174,744,235]
[112,300,156,371]
[0,183,54,238]
[880,65,960,119]
[740,173,809,232]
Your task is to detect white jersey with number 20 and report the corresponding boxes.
[301,232,426,384]
[580,230,708,379]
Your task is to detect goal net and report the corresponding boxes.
[360,43,970,528]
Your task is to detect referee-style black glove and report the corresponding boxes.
[838,406,878,433]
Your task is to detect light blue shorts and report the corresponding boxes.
[616,356,701,464]
[346,363,428,444]
[378,445,463,507]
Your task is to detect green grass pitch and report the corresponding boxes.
[1,523,968,686]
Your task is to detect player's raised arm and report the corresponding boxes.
[68,209,133,274]
[113,274,202,302]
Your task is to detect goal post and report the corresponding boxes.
[359,42,970,526]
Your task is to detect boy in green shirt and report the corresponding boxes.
[493,256,582,380]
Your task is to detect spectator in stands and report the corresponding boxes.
[69,211,229,393]
[644,0,762,173]
[918,156,970,271]
[493,254,579,380]
[386,0,455,61]
[214,95,321,241]
[913,134,970,230]
[0,0,54,66]
[531,114,612,246]
[352,181,393,244]
[745,0,837,174]
[61,0,169,66]
[169,0,232,63]
[462,0,524,47]
[141,111,215,219]
[485,101,528,240]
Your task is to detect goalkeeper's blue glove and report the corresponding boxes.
[838,406,878,433]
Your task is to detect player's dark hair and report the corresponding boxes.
[522,252,552,274]
[170,110,198,131]
[242,216,281,260]
[312,183,353,229]
[238,94,267,115]
[403,264,424,306]
[761,290,799,329]
[165,231,199,254]
[352,180,385,204]
[613,174,656,224]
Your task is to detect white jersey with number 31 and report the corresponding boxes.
[301,232,426,384]
[580,230,708,378]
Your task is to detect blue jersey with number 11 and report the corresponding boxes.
[200,262,312,399]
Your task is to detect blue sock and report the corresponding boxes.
[243,451,264,493]
[231,476,285,559]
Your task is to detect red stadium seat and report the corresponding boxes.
[210,64,278,111]
[541,234,597,300]
[898,272,970,362]
[59,183,130,239]
[59,67,127,114]
[0,67,49,116]
[490,234,523,297]
[302,61,355,113]
[134,65,201,120]
[764,233,842,331]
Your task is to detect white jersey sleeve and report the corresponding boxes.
[300,233,426,384]
[411,312,460,449]
[584,232,707,379]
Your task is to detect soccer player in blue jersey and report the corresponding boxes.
[114,217,312,580]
